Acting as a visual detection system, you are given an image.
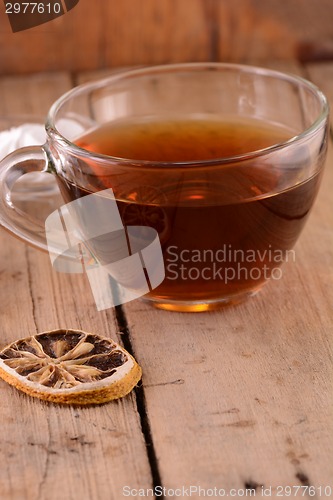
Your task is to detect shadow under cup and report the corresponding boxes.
[0,64,330,312]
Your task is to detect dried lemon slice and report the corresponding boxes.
[0,329,141,405]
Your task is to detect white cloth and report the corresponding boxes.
[0,123,46,159]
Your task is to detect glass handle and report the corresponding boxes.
[0,145,55,252]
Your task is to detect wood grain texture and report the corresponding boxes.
[0,74,152,500]
[0,72,72,116]
[1,0,333,74]
[119,61,333,494]
[0,63,332,499]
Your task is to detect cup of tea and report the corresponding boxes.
[0,63,329,312]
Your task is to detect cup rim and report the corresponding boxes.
[46,62,329,168]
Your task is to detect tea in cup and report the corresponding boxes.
[0,64,329,311]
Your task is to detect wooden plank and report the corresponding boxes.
[75,67,138,86]
[0,2,104,75]
[0,73,152,499]
[233,0,333,63]
[102,0,210,67]
[0,72,72,116]
[0,0,210,74]
[1,0,333,75]
[119,61,333,495]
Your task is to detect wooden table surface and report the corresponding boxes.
[0,61,332,500]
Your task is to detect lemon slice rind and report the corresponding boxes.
[0,329,142,405]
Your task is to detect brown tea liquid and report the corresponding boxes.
[58,117,322,310]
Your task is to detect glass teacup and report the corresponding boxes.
[0,64,329,311]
